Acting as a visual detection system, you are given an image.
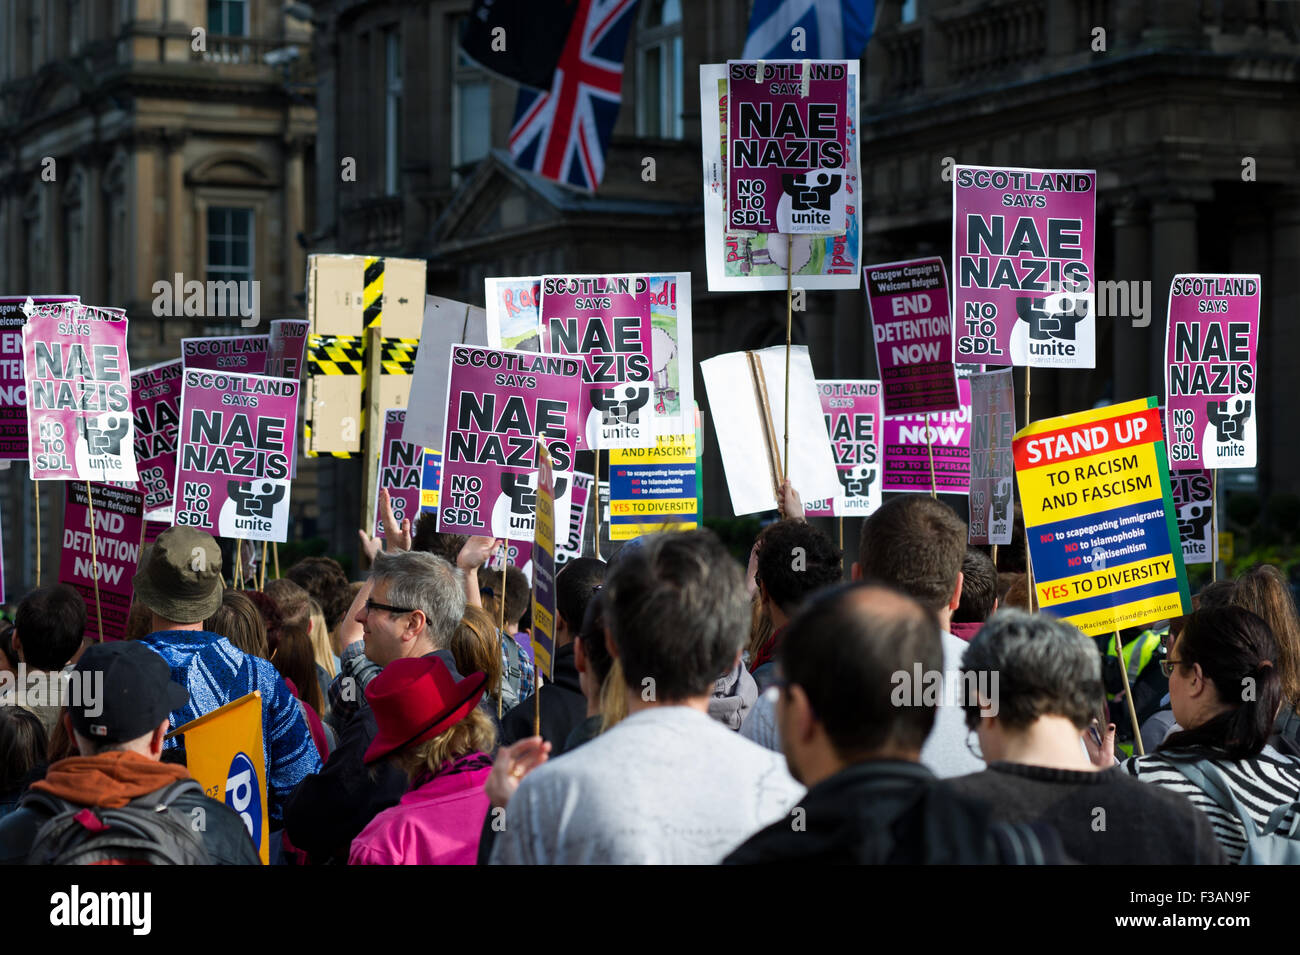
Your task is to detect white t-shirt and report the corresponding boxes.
[919,631,987,778]
[490,705,804,864]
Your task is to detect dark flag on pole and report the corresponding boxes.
[459,0,581,92]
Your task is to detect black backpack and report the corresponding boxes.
[22,779,213,865]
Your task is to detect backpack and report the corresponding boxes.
[22,779,213,865]
[1169,758,1300,864]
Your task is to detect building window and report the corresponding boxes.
[385,30,402,196]
[901,0,918,25]
[207,206,254,285]
[636,0,683,139]
[208,0,248,36]
[452,31,491,176]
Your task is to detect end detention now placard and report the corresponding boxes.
[1014,397,1190,636]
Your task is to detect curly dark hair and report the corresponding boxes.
[754,519,843,616]
[285,557,352,630]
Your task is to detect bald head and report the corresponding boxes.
[780,582,943,759]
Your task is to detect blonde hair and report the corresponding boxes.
[450,606,504,701]
[599,658,628,733]
[307,599,336,680]
[394,706,496,783]
[744,592,774,667]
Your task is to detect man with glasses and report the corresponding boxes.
[284,550,466,863]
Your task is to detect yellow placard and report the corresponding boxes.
[171,692,268,864]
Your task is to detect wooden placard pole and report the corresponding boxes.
[1113,629,1146,756]
[746,350,784,505]
[85,482,104,642]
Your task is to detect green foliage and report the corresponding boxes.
[270,537,355,580]
[703,515,764,564]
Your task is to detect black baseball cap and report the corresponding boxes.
[69,642,190,743]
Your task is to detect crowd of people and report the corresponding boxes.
[1,485,1299,864]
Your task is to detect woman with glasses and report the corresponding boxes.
[1119,606,1300,863]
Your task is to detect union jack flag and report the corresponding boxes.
[508,0,639,192]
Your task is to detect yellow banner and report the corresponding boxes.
[1018,442,1164,526]
[1036,554,1178,610]
[172,692,269,864]
[610,434,696,465]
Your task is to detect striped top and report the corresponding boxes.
[1123,745,1300,863]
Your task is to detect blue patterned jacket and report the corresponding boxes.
[138,630,323,827]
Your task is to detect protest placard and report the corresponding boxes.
[373,409,421,538]
[266,320,309,381]
[700,63,861,291]
[181,334,269,373]
[540,275,654,450]
[437,345,582,540]
[532,443,557,680]
[1164,274,1260,470]
[59,482,144,642]
[866,258,959,416]
[726,60,850,235]
[0,296,77,460]
[700,345,841,516]
[402,296,488,451]
[488,540,534,581]
[1014,397,1190,636]
[420,449,442,514]
[174,370,298,542]
[968,369,1017,545]
[131,359,183,520]
[953,165,1096,368]
[883,376,973,494]
[806,380,881,518]
[485,277,543,351]
[556,471,593,566]
[1171,468,1217,566]
[24,302,137,481]
[171,692,269,865]
[609,434,699,539]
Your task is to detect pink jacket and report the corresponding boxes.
[348,756,492,865]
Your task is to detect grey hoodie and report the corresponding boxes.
[709,660,758,730]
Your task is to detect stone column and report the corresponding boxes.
[1267,189,1300,495]
[284,135,308,312]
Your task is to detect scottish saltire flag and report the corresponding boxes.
[508,0,640,192]
[743,0,876,60]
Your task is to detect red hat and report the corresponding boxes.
[362,657,488,765]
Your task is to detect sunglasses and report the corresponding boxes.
[365,598,415,616]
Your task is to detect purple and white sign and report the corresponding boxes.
[131,359,183,520]
[0,296,77,460]
[437,345,583,541]
[556,471,594,566]
[1170,468,1216,565]
[882,377,973,494]
[953,165,1096,368]
[24,302,137,481]
[866,258,959,416]
[266,320,309,381]
[806,381,882,518]
[181,335,269,374]
[1164,274,1260,470]
[374,408,421,538]
[540,275,654,450]
[59,482,144,642]
[174,370,298,542]
[488,539,535,583]
[967,369,1016,545]
[726,60,850,234]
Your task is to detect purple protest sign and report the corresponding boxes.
[806,381,882,518]
[0,296,77,460]
[266,320,309,381]
[726,60,850,234]
[1170,468,1216,565]
[488,540,535,582]
[866,259,959,416]
[59,482,144,642]
[437,345,583,541]
[968,369,1016,545]
[540,275,654,450]
[952,166,1096,368]
[24,302,137,481]
[131,359,183,520]
[182,335,269,373]
[1164,274,1260,470]
[882,377,972,494]
[374,408,421,538]
[556,471,593,566]
[174,370,298,542]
